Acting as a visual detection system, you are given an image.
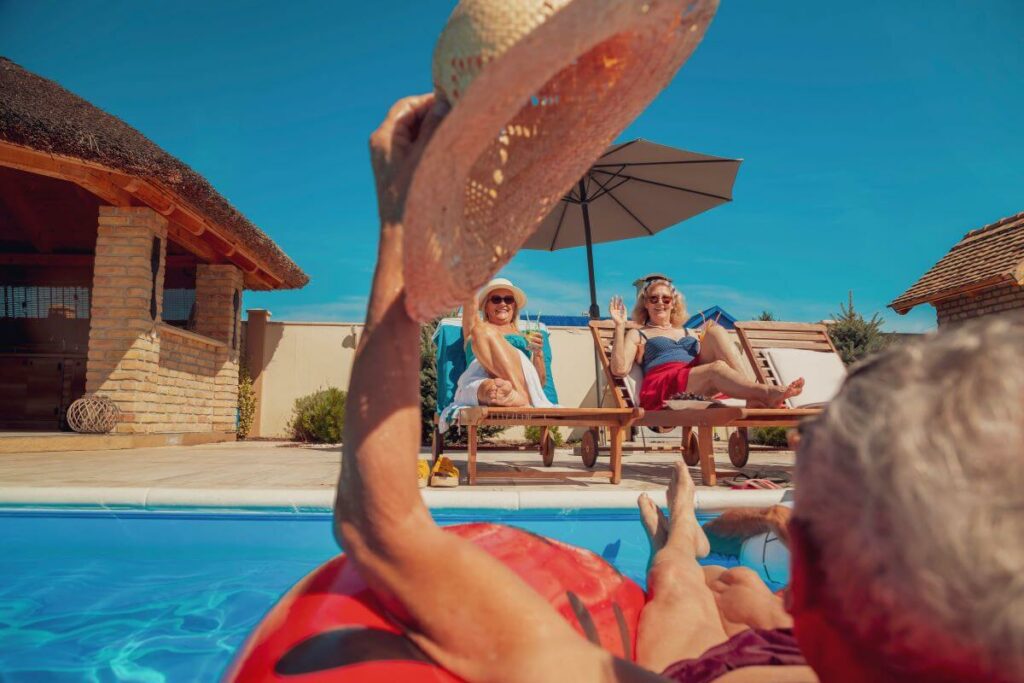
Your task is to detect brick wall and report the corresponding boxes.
[935,282,1024,326]
[86,206,244,435]
[86,207,167,433]
[148,332,219,432]
[196,265,243,432]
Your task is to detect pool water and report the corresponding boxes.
[0,508,738,682]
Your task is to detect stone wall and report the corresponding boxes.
[935,282,1024,326]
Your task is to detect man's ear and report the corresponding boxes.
[787,517,823,616]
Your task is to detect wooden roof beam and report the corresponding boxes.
[166,221,221,263]
[0,253,198,268]
[0,141,135,206]
[0,141,288,288]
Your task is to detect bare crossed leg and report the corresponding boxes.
[635,465,798,673]
[687,360,805,408]
[698,324,749,377]
[635,463,725,672]
[462,298,531,406]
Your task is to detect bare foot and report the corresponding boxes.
[477,378,527,406]
[638,493,669,554]
[763,377,805,408]
[665,462,711,558]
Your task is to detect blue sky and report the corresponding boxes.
[2,0,1021,332]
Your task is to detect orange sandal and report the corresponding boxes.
[417,459,430,489]
[430,456,460,488]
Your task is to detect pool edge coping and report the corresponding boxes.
[0,485,787,511]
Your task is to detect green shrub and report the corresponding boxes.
[524,425,565,447]
[749,426,789,448]
[441,424,507,446]
[828,292,892,365]
[419,320,439,445]
[237,362,256,440]
[290,387,346,443]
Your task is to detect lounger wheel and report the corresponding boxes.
[682,430,700,467]
[728,429,750,468]
[728,429,749,468]
[540,428,556,467]
[580,428,599,468]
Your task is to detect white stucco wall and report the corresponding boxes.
[248,321,606,439]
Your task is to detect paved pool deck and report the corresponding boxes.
[0,439,796,511]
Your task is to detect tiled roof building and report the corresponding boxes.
[889,211,1024,326]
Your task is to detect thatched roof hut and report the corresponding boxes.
[0,57,307,290]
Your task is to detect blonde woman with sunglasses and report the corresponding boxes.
[609,276,804,410]
[453,277,554,407]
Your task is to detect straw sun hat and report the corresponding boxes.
[478,277,527,310]
[403,0,719,321]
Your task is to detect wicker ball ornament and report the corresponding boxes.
[67,396,121,434]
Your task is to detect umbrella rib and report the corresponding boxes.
[598,139,640,160]
[591,171,734,202]
[603,186,654,236]
[592,159,738,168]
[548,199,570,251]
[586,168,630,202]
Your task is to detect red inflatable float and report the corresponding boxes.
[225,523,646,682]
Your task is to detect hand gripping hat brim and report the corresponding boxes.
[403,0,719,321]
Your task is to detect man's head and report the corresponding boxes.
[790,312,1024,682]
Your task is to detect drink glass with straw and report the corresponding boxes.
[523,310,543,358]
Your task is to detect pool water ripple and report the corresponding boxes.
[0,509,737,681]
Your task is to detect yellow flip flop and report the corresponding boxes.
[417,459,430,489]
[430,456,460,488]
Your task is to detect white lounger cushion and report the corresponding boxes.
[623,365,645,405]
[762,347,846,409]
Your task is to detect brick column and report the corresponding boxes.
[86,206,168,433]
[195,264,244,431]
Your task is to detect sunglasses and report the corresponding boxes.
[489,295,516,305]
[646,295,673,304]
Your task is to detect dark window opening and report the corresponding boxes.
[163,289,197,330]
[149,237,162,320]
[231,289,240,350]
[0,286,91,319]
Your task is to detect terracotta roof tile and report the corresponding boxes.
[889,211,1024,314]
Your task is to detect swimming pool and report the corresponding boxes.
[0,507,740,682]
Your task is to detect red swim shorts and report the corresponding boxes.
[638,361,694,411]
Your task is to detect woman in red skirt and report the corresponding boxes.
[609,275,804,411]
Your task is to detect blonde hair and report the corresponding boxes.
[631,278,687,327]
[795,311,1024,680]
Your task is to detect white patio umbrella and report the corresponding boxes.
[523,138,742,318]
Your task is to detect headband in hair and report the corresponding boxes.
[643,277,676,295]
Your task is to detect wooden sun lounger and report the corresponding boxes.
[448,406,640,485]
[589,320,835,485]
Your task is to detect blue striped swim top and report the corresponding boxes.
[641,331,701,374]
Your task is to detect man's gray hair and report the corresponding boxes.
[795,311,1024,680]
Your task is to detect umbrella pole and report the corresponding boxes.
[579,179,604,409]
[580,181,600,320]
